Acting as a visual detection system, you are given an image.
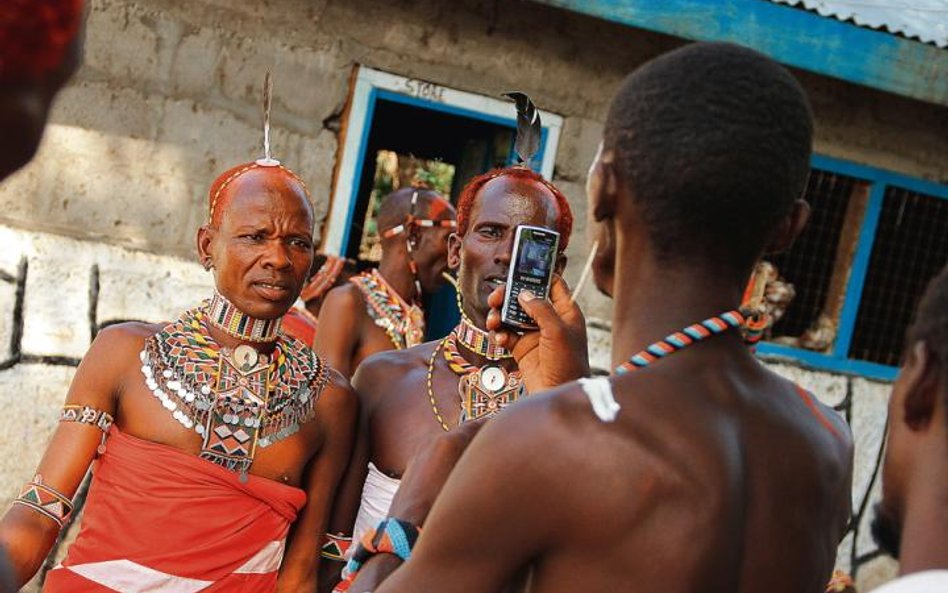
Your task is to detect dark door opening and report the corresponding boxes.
[345,96,516,340]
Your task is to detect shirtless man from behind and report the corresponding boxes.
[349,42,854,593]
[316,188,456,378]
[0,157,356,593]
[317,167,577,591]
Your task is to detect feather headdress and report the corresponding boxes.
[502,91,542,167]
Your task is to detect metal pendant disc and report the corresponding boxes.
[480,366,507,393]
[233,345,259,371]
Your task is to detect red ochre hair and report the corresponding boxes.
[0,0,84,82]
[456,167,573,252]
[207,161,311,226]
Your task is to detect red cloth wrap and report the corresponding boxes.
[43,427,306,593]
[282,307,318,348]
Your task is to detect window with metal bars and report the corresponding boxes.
[768,170,868,349]
[849,187,948,366]
[756,155,948,381]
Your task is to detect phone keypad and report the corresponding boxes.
[505,283,547,326]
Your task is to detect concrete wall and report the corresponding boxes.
[3,0,945,589]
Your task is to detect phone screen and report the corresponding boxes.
[502,226,560,329]
[517,231,555,286]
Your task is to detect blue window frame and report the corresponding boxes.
[757,154,948,382]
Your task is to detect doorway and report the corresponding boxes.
[323,67,563,339]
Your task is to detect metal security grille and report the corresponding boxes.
[769,169,868,344]
[849,187,948,365]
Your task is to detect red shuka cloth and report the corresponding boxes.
[282,307,318,348]
[44,427,307,593]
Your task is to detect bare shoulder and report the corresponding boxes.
[86,321,164,362]
[767,370,854,459]
[351,341,436,402]
[315,366,358,418]
[449,380,663,527]
[321,283,365,315]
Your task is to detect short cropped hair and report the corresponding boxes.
[604,42,813,270]
[456,167,573,252]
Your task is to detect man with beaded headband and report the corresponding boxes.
[0,80,356,592]
[317,188,456,379]
[317,158,574,591]
[345,44,855,593]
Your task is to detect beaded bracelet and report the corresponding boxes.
[12,474,74,529]
[342,518,421,583]
[321,532,353,562]
[60,404,114,433]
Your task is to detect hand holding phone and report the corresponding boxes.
[487,275,590,393]
[501,225,560,330]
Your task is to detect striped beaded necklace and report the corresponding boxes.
[207,291,281,343]
[616,310,746,374]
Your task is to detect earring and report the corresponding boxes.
[203,259,213,271]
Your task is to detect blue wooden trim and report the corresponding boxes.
[832,181,886,359]
[339,88,557,247]
[376,90,518,129]
[811,154,948,200]
[377,89,551,173]
[531,0,948,106]
[340,88,379,253]
[756,343,898,382]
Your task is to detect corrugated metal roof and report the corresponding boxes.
[769,0,948,48]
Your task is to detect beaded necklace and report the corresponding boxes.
[426,330,524,431]
[350,269,425,350]
[207,291,281,343]
[616,310,745,374]
[454,313,512,361]
[140,302,329,480]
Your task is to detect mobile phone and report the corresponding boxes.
[501,225,560,330]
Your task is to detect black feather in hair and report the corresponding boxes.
[503,91,542,167]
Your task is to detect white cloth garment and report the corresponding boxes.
[350,462,401,554]
[578,377,621,422]
[871,570,948,592]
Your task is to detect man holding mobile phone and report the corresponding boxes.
[347,42,853,593]
[317,166,578,592]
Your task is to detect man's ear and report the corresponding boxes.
[765,199,810,255]
[900,341,941,431]
[447,232,462,271]
[196,225,216,269]
[554,253,568,276]
[588,148,619,223]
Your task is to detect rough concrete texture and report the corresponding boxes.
[0,225,212,510]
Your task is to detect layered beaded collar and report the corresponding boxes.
[350,268,425,350]
[454,316,512,361]
[139,301,328,479]
[206,291,281,343]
